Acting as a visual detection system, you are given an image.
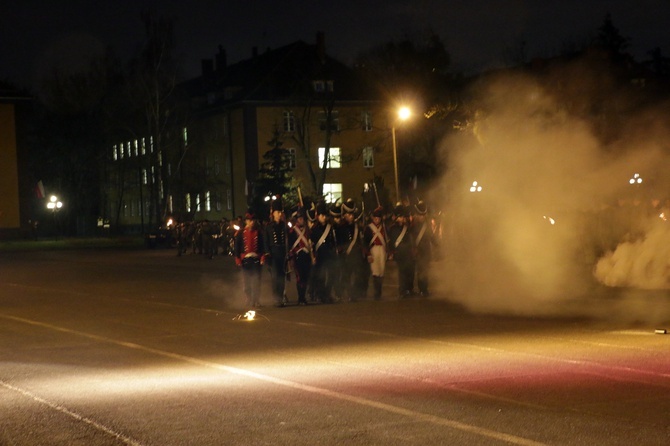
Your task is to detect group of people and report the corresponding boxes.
[173,219,236,258]
[233,197,439,308]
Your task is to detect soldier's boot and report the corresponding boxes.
[373,276,383,300]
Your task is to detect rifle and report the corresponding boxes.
[297,185,304,208]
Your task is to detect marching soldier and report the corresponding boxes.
[412,200,435,297]
[389,203,415,298]
[310,201,337,303]
[287,207,312,305]
[264,199,288,307]
[364,206,388,300]
[234,211,265,307]
[336,198,368,301]
[329,202,344,301]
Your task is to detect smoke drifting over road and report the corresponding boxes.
[430,65,670,322]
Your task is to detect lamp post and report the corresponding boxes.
[392,106,411,203]
[46,195,63,236]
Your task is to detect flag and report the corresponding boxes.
[35,180,45,199]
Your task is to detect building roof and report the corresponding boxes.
[180,37,378,110]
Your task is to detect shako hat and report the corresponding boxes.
[414,200,428,216]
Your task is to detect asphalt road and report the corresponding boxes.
[1,248,669,445]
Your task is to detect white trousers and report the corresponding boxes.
[369,245,386,277]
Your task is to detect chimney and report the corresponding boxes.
[316,31,326,63]
[215,45,227,71]
[201,59,214,76]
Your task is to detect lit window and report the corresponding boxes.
[323,183,343,203]
[363,111,373,131]
[205,191,211,212]
[318,147,340,169]
[288,148,296,169]
[133,140,139,157]
[283,110,295,132]
[119,143,124,159]
[168,195,173,213]
[183,127,188,147]
[127,141,132,157]
[142,169,148,184]
[112,145,118,160]
[141,138,146,155]
[185,193,191,213]
[363,146,374,168]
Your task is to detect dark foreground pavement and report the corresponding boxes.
[0,249,669,445]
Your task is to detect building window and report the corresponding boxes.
[283,110,295,132]
[318,147,341,169]
[196,194,201,212]
[168,195,173,213]
[150,136,154,153]
[323,183,343,204]
[363,146,374,168]
[182,127,188,147]
[288,148,296,169]
[185,193,191,213]
[318,110,339,132]
[142,169,148,184]
[205,190,211,212]
[112,145,118,161]
[216,192,222,211]
[313,80,333,92]
[363,111,373,131]
[141,138,146,155]
[214,155,220,176]
[226,189,232,210]
[133,140,139,157]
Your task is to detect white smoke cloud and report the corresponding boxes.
[429,67,670,322]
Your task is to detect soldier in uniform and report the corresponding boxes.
[287,207,312,305]
[412,200,435,297]
[336,198,368,301]
[329,202,344,301]
[264,200,288,307]
[234,211,265,307]
[364,206,388,300]
[389,203,415,298]
[310,201,337,303]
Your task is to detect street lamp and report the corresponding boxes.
[46,195,63,211]
[392,106,411,203]
[46,195,63,236]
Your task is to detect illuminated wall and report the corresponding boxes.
[0,103,20,233]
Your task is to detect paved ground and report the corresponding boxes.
[0,248,669,445]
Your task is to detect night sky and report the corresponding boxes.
[2,0,670,91]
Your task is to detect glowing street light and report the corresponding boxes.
[46,195,63,211]
[392,106,412,202]
[469,181,482,192]
[629,173,643,185]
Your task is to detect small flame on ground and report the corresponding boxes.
[233,310,257,321]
